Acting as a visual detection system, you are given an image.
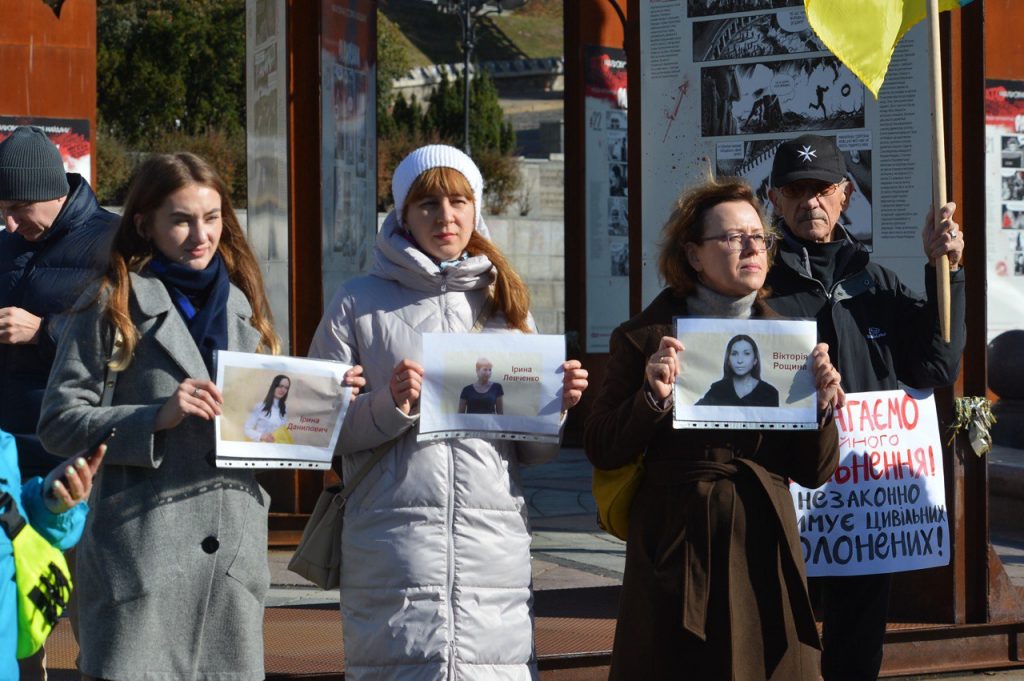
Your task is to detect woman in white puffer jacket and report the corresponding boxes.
[309,145,588,681]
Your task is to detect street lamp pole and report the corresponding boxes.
[462,0,474,155]
[444,0,529,157]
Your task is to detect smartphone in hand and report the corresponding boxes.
[83,427,116,459]
[45,427,115,500]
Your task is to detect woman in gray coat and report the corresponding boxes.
[39,153,280,680]
[309,145,589,680]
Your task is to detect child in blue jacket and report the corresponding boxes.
[0,429,101,678]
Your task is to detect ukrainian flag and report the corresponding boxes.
[805,0,975,98]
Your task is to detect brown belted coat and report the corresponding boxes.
[584,289,840,681]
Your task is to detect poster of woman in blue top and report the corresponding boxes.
[458,358,505,414]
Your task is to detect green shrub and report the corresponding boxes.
[95,129,135,205]
[150,127,248,207]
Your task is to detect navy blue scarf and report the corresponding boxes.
[148,252,230,376]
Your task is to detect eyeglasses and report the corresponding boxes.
[698,232,777,252]
[776,180,847,200]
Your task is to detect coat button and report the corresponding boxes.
[201,536,220,554]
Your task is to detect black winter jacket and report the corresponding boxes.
[765,225,966,393]
[0,174,117,462]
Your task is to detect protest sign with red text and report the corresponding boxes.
[791,389,949,577]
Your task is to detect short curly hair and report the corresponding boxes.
[657,176,776,298]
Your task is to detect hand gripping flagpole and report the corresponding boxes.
[927,0,952,343]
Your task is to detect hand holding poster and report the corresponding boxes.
[418,333,566,443]
[791,389,949,577]
[215,351,352,469]
[673,317,819,429]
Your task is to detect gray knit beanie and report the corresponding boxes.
[391,144,485,231]
[0,126,70,202]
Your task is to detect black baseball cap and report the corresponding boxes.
[770,134,847,188]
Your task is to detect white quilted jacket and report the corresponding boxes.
[308,213,557,681]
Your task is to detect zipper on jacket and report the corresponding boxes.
[445,438,457,678]
[439,270,450,331]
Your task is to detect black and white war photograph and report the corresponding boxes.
[1002,135,1024,168]
[608,197,628,236]
[701,56,865,137]
[716,134,874,247]
[692,9,826,62]
[687,0,801,19]
[1004,170,1024,201]
[610,241,629,277]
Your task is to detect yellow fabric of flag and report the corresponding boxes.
[804,0,967,98]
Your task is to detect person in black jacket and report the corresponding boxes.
[765,133,966,681]
[0,126,118,481]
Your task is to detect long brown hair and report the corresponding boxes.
[103,152,279,369]
[402,167,531,332]
[657,176,776,298]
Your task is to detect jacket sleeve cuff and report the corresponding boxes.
[368,387,419,439]
[35,314,58,363]
[20,476,88,550]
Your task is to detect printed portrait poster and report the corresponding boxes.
[0,116,91,185]
[673,318,818,429]
[418,333,566,443]
[791,389,949,577]
[215,351,352,469]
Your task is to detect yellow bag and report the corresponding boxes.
[272,424,295,444]
[0,492,73,659]
[592,458,644,541]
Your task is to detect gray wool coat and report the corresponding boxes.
[39,272,270,681]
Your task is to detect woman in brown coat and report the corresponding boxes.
[584,177,841,681]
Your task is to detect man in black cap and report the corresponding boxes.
[0,126,118,480]
[765,133,966,681]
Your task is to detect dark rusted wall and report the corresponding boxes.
[0,0,97,181]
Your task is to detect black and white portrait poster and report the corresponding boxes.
[418,333,566,443]
[638,1,938,306]
[215,351,352,469]
[672,317,818,429]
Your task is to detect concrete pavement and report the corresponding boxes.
[265,446,1024,679]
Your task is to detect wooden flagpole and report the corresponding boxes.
[927,0,952,343]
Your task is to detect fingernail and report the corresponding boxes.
[53,480,64,491]
[66,466,76,477]
[75,457,87,468]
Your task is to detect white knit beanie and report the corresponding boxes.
[391,144,485,230]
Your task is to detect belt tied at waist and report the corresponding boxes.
[649,458,821,661]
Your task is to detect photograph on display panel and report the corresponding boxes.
[672,318,819,430]
[610,241,629,277]
[1002,135,1024,168]
[701,56,865,137]
[716,134,874,247]
[608,198,628,236]
[687,0,801,19]
[1002,170,1024,201]
[1001,205,1024,230]
[692,9,826,62]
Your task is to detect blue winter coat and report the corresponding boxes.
[0,430,87,679]
[0,174,117,476]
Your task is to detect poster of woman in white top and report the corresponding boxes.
[244,374,291,442]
